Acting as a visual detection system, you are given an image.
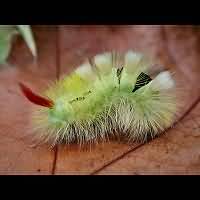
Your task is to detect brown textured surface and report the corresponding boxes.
[96,102,200,175]
[0,25,199,175]
[0,26,57,174]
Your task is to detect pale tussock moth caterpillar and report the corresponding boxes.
[20,50,178,147]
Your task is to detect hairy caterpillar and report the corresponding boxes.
[20,51,177,147]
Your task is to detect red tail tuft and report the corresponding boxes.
[19,82,54,108]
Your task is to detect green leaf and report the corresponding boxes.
[0,25,18,64]
[17,25,37,58]
[0,25,37,65]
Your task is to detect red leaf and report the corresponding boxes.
[19,82,54,108]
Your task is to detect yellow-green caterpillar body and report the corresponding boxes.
[20,51,177,147]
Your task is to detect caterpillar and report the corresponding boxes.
[19,50,178,147]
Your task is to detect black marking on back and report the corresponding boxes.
[132,72,152,92]
[117,67,124,85]
[69,90,92,104]
[69,96,86,104]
